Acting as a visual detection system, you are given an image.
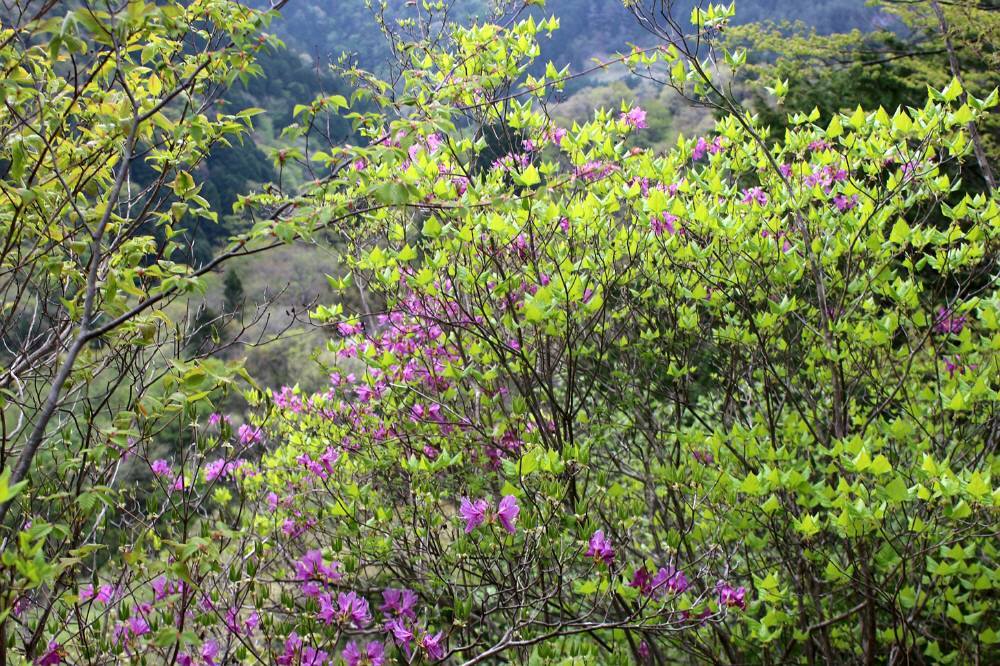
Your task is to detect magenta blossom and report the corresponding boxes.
[343,641,386,666]
[496,495,520,533]
[276,632,303,665]
[380,588,418,620]
[337,591,372,628]
[420,631,446,661]
[586,529,615,566]
[459,497,489,533]
[934,307,966,334]
[237,423,263,447]
[385,617,414,652]
[651,212,679,236]
[621,106,648,129]
[150,459,172,477]
[832,193,858,212]
[741,187,768,207]
[301,646,329,666]
[201,640,219,666]
[717,582,747,610]
[36,641,64,665]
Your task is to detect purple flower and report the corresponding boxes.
[832,194,858,212]
[717,582,747,610]
[741,187,768,207]
[651,212,679,236]
[934,307,966,334]
[151,575,170,601]
[295,550,343,583]
[621,107,648,129]
[943,355,976,378]
[692,449,714,465]
[204,459,228,482]
[127,615,150,637]
[276,632,303,665]
[151,459,172,477]
[95,584,114,604]
[301,646,329,666]
[342,643,363,666]
[574,160,616,182]
[638,641,651,661]
[337,591,372,628]
[201,640,219,666]
[36,641,64,665]
[548,127,568,145]
[238,423,263,447]
[421,631,446,661]
[586,529,615,566]
[380,588,418,620]
[385,617,414,652]
[692,137,708,161]
[652,567,689,595]
[367,642,386,666]
[496,495,520,534]
[630,566,653,594]
[459,497,489,533]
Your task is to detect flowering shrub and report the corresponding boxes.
[1,3,998,665]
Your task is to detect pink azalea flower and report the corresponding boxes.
[37,641,64,665]
[717,582,747,610]
[496,495,520,533]
[94,585,115,605]
[420,631,446,661]
[651,212,679,236]
[586,529,615,566]
[380,588,418,620]
[832,194,858,212]
[741,187,768,207]
[336,591,372,628]
[385,617,414,652]
[459,497,489,533]
[621,106,648,129]
[201,640,219,666]
[692,137,708,160]
[301,646,329,666]
[295,550,342,584]
[150,459,172,477]
[237,424,263,447]
[276,632,303,665]
[934,307,966,334]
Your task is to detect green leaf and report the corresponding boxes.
[889,219,911,245]
[373,182,411,205]
[0,469,28,504]
[423,217,442,238]
[869,455,892,476]
[966,472,990,500]
[826,115,843,139]
[515,164,541,187]
[883,477,910,503]
[852,449,872,472]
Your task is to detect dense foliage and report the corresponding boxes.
[1,1,998,665]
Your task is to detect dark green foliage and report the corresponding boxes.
[223,270,245,317]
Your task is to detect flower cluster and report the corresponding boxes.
[459,494,520,534]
